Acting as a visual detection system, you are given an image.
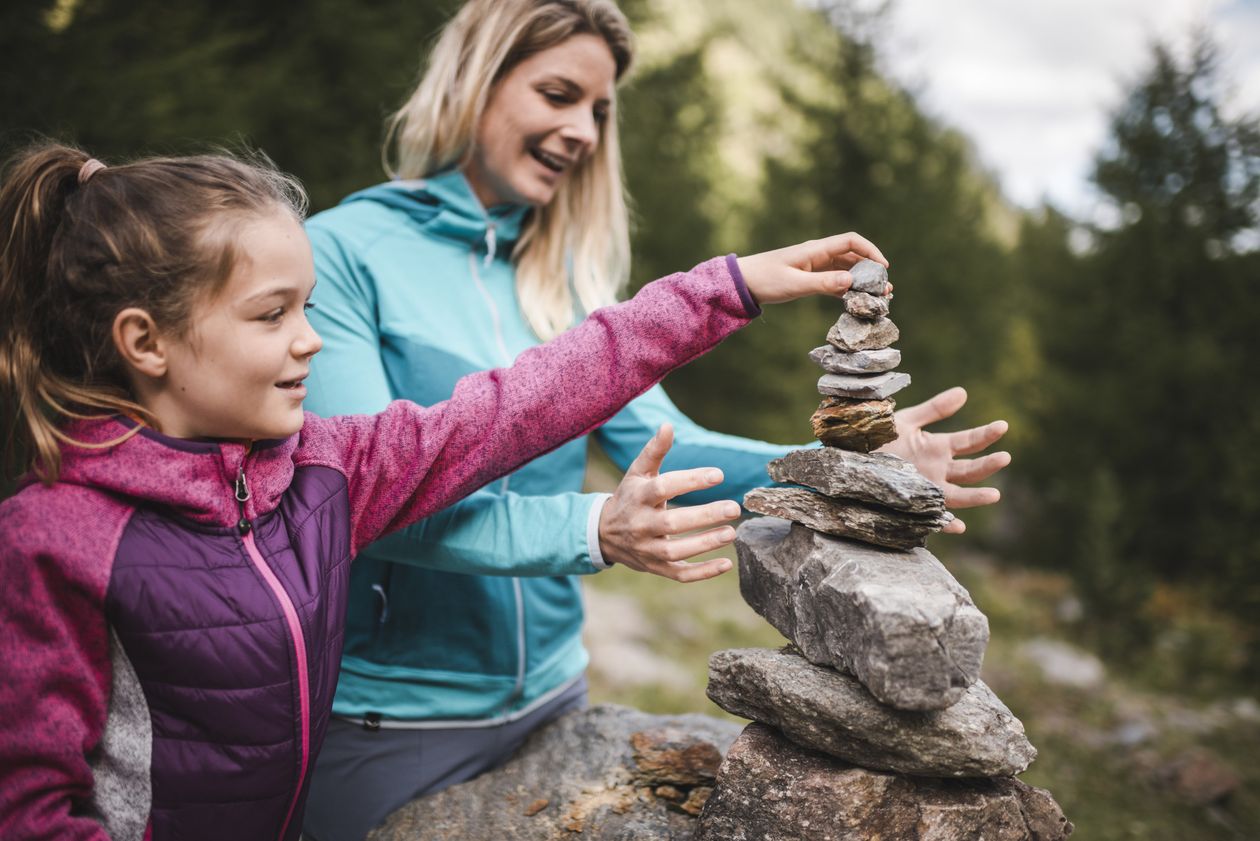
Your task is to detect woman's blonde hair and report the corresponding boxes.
[386,0,634,340]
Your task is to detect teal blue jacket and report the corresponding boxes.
[304,170,793,724]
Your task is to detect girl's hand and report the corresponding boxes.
[597,424,739,582]
[736,233,889,306]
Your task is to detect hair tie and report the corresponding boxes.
[78,158,106,184]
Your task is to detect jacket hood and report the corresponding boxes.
[42,416,299,528]
[340,169,530,251]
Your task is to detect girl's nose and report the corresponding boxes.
[295,318,323,358]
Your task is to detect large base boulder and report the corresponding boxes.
[367,705,741,841]
[736,517,988,710]
[695,723,1073,841]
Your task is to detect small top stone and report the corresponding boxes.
[849,259,889,295]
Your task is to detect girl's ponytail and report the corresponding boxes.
[0,144,113,481]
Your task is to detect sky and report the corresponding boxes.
[858,0,1260,221]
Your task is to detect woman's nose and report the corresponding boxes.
[561,110,600,153]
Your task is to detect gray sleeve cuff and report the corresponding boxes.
[587,493,614,570]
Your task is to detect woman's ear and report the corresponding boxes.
[112,307,168,379]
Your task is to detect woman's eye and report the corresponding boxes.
[594,107,609,124]
[542,90,569,105]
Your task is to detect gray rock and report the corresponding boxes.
[1019,638,1106,690]
[809,344,901,374]
[768,448,945,514]
[735,517,987,709]
[811,396,898,451]
[818,371,911,400]
[844,290,890,319]
[368,705,742,841]
[706,648,1036,777]
[695,723,1071,841]
[849,258,890,295]
[827,313,900,351]
[743,487,951,550]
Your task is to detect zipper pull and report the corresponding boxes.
[235,462,252,535]
[483,223,497,267]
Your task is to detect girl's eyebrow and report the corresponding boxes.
[243,280,317,304]
[242,285,303,304]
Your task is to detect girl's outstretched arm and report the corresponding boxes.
[300,236,884,557]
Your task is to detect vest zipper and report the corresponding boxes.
[468,231,528,716]
[233,454,311,841]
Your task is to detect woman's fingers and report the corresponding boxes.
[940,483,1001,509]
[896,386,968,430]
[945,450,1011,485]
[625,423,675,478]
[657,499,741,534]
[947,420,1009,457]
[655,556,734,583]
[647,526,738,563]
[648,466,726,504]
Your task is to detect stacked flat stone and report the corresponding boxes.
[697,260,1072,840]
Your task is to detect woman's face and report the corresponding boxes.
[464,33,617,209]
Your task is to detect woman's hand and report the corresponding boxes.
[877,387,1011,534]
[597,424,740,582]
[736,233,889,305]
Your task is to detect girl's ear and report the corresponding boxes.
[112,307,168,379]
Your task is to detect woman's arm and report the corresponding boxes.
[303,254,762,557]
[303,222,616,576]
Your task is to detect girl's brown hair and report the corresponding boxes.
[0,142,307,482]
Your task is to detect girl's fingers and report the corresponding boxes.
[625,424,674,478]
[941,516,967,534]
[800,232,888,270]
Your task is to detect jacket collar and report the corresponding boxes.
[341,168,530,252]
[41,416,298,529]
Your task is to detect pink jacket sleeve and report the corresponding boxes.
[0,486,124,840]
[299,255,759,555]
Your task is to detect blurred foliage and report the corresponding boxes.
[2,1,1259,684]
[1016,34,1260,681]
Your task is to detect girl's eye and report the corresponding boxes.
[304,302,316,312]
[542,90,569,105]
[262,308,285,323]
[594,107,609,124]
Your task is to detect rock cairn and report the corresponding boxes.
[697,260,1073,840]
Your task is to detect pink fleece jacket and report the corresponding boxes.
[0,256,759,840]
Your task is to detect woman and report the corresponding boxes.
[301,2,1009,838]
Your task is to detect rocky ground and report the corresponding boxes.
[581,537,1260,840]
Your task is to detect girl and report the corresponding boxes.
[0,142,884,841]
[301,1,1010,836]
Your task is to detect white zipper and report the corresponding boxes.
[467,229,527,712]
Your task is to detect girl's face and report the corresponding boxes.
[463,33,617,209]
[155,210,322,441]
